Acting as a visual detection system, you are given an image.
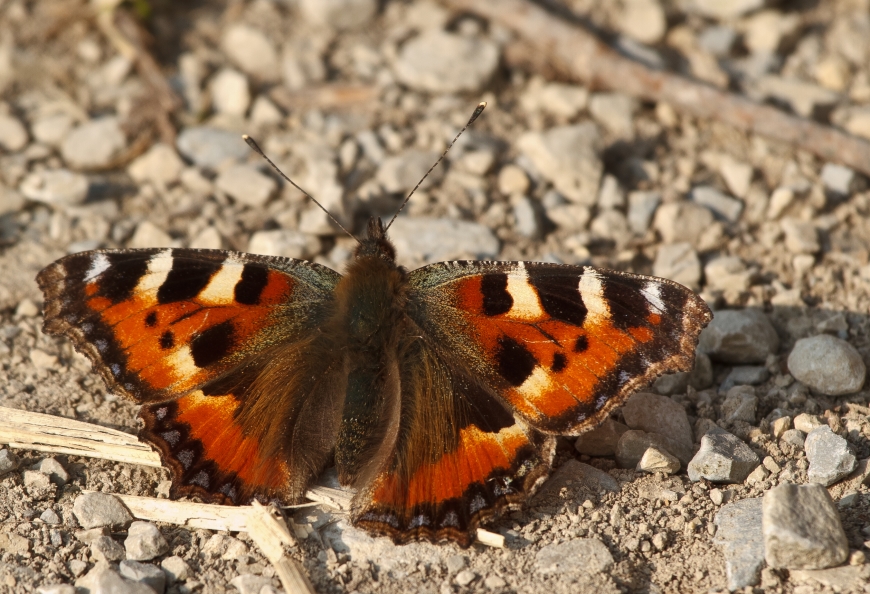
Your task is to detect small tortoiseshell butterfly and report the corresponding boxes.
[37,104,711,546]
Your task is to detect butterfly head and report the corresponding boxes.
[354,217,396,262]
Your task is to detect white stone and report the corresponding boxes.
[767,187,794,219]
[653,242,701,290]
[393,30,499,93]
[755,76,840,119]
[298,0,378,30]
[128,221,174,249]
[61,117,126,170]
[221,24,280,81]
[637,447,680,474]
[719,155,753,198]
[128,143,183,186]
[215,164,276,207]
[189,226,222,250]
[0,114,28,151]
[780,218,819,254]
[249,96,284,127]
[31,112,75,147]
[686,0,765,20]
[209,68,250,117]
[518,123,602,205]
[743,10,801,54]
[588,93,636,137]
[519,81,589,118]
[497,164,530,195]
[389,216,499,266]
[788,334,866,396]
[619,0,667,44]
[248,229,320,260]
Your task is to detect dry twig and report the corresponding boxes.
[444,0,870,176]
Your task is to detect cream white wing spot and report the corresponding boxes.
[643,281,666,314]
[84,253,110,282]
[165,344,201,378]
[506,263,545,320]
[515,365,555,401]
[136,250,175,297]
[197,259,244,305]
[578,270,610,324]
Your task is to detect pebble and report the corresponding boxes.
[720,385,758,423]
[119,560,165,594]
[704,256,753,293]
[388,216,499,264]
[718,156,754,198]
[714,498,764,591]
[161,556,191,584]
[128,221,174,249]
[230,574,274,594]
[766,187,794,219]
[589,209,631,248]
[446,554,467,573]
[653,201,714,245]
[215,164,276,208]
[454,570,476,586]
[249,96,283,127]
[820,163,857,197]
[745,464,770,485]
[189,226,222,250]
[637,447,680,474]
[574,418,629,457]
[128,143,184,186]
[39,509,60,524]
[547,203,591,233]
[762,483,849,569]
[61,117,126,170]
[686,0,765,20]
[248,229,319,260]
[743,10,801,54]
[36,585,75,594]
[755,75,840,119]
[788,334,866,395]
[539,459,620,495]
[513,195,541,238]
[73,492,133,530]
[31,112,75,147]
[597,175,624,210]
[221,24,280,81]
[719,366,769,392]
[497,164,530,195]
[792,413,823,434]
[124,521,169,561]
[23,470,51,489]
[698,25,738,56]
[687,427,760,483]
[75,564,154,594]
[518,123,602,206]
[0,114,28,151]
[209,68,250,117]
[0,449,20,476]
[534,538,614,575]
[484,575,507,589]
[91,535,126,563]
[519,81,589,118]
[31,457,69,486]
[627,191,660,235]
[298,0,378,30]
[805,426,857,486]
[375,150,442,194]
[588,93,636,137]
[20,169,89,206]
[618,0,667,44]
[771,416,791,439]
[780,218,819,254]
[698,309,780,364]
[652,242,701,290]
[790,566,867,591]
[780,428,806,450]
[176,127,249,169]
[616,429,681,469]
[621,392,694,463]
[393,30,499,93]
[691,185,743,222]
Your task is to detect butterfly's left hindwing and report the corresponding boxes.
[406,261,712,434]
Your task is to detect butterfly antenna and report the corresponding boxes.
[385,101,487,231]
[242,134,360,243]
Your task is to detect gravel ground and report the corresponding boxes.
[1,0,870,593]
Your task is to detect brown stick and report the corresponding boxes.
[444,0,870,176]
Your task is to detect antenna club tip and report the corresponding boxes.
[478,101,487,108]
[242,134,250,140]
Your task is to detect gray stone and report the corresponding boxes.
[376,150,442,194]
[622,392,694,463]
[616,430,682,469]
[637,447,680,474]
[23,470,51,489]
[704,256,754,293]
[124,521,168,561]
[688,427,760,483]
[805,426,857,487]
[762,483,849,570]
[31,457,69,486]
[518,123,602,205]
[40,508,61,524]
[298,0,378,30]
[61,117,126,170]
[160,556,191,585]
[780,218,819,254]
[686,0,765,20]
[0,114,28,151]
[820,163,858,197]
[388,217,499,265]
[120,560,166,594]
[699,309,780,364]
[31,112,74,147]
[720,366,769,392]
[597,175,624,210]
[247,229,319,260]
[455,570,476,586]
[787,334,866,396]
[590,209,631,248]
[698,25,738,56]
[513,195,542,238]
[75,564,155,594]
[0,449,20,476]
[627,190,660,234]
[221,24,280,81]
[534,538,614,575]
[128,143,184,186]
[653,242,701,290]
[176,127,249,169]
[215,164,276,208]
[545,203,590,233]
[230,574,274,594]
[755,75,840,119]
[720,385,758,423]
[588,93,636,137]
[780,429,806,450]
[209,68,250,117]
[691,186,743,222]
[73,492,133,530]
[446,554,467,573]
[653,201,715,245]
[393,30,499,93]
[574,418,629,457]
[20,169,89,206]
[714,497,764,591]
[536,460,620,498]
[91,535,126,563]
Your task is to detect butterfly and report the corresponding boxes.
[37,106,712,547]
